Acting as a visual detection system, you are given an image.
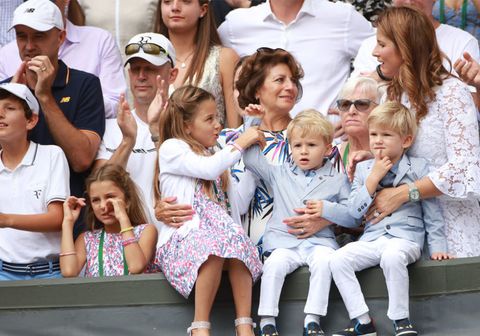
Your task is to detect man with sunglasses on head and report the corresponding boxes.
[94,32,178,230]
[0,0,126,118]
[2,0,105,235]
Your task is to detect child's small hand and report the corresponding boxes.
[370,153,392,182]
[304,200,323,217]
[63,196,86,223]
[431,252,455,260]
[107,198,129,221]
[244,104,265,118]
[236,127,266,150]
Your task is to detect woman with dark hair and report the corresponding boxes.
[156,0,241,128]
[368,6,480,257]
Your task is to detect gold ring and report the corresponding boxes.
[41,66,47,71]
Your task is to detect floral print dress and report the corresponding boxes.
[155,179,262,298]
[84,224,149,277]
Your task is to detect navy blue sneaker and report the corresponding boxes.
[303,321,324,335]
[260,324,279,336]
[394,318,418,336]
[332,319,377,336]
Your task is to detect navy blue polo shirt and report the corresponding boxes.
[4,60,105,199]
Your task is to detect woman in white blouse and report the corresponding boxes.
[367,6,480,257]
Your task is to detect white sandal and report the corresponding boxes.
[187,321,211,335]
[235,317,256,335]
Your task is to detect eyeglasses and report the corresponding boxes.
[125,43,174,65]
[336,99,377,112]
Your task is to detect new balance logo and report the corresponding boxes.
[25,8,35,13]
[60,97,71,103]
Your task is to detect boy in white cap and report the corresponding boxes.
[0,83,69,280]
[95,32,178,230]
[3,0,105,237]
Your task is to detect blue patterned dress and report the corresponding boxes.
[155,179,262,298]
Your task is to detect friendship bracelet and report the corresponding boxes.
[59,251,77,257]
[230,142,244,153]
[120,226,134,234]
[122,237,138,247]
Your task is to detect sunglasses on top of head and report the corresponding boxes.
[125,42,174,65]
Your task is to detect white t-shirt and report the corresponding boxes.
[96,110,159,227]
[351,24,480,92]
[0,142,70,263]
[218,0,374,116]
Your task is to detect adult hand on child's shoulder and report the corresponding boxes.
[284,207,332,239]
[154,196,194,228]
[431,252,455,261]
[347,150,373,182]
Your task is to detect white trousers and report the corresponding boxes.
[329,236,421,321]
[258,242,335,317]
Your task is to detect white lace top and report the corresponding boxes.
[402,77,480,257]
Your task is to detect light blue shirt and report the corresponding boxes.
[244,145,357,253]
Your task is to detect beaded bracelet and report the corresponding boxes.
[59,251,77,257]
[122,237,138,247]
[120,226,134,234]
[230,142,244,153]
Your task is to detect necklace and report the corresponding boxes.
[175,50,195,69]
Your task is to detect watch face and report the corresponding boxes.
[411,189,420,201]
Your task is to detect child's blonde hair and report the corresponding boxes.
[287,109,334,144]
[367,101,417,138]
[85,164,148,231]
[154,85,229,202]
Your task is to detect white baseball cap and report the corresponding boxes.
[0,83,40,115]
[124,33,176,67]
[10,0,64,32]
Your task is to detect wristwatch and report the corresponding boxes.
[408,182,420,202]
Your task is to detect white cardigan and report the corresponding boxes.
[157,138,256,247]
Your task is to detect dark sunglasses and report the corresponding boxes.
[125,43,174,65]
[336,99,377,112]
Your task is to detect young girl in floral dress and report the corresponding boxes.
[60,164,158,277]
[154,85,263,336]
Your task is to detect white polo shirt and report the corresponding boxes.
[351,24,480,92]
[96,110,159,228]
[218,0,374,116]
[0,142,70,263]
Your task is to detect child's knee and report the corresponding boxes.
[379,249,408,270]
[262,254,292,277]
[329,251,349,273]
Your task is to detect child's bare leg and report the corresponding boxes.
[193,255,225,336]
[228,258,255,336]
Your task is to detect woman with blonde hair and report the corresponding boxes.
[369,6,480,257]
[156,0,241,128]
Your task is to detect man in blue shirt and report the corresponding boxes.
[4,0,105,233]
